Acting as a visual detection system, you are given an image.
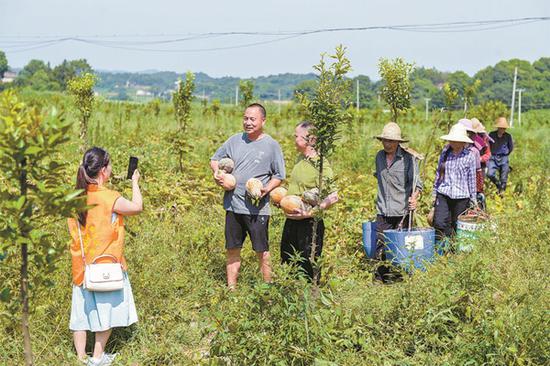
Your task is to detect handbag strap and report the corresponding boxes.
[77,222,87,266]
[77,223,120,266]
[91,254,119,264]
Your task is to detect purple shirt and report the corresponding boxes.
[489,131,514,156]
[433,145,477,201]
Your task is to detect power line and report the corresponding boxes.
[1,17,548,54]
[2,17,547,39]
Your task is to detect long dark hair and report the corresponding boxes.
[76,147,111,226]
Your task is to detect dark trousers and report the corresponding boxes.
[375,214,408,281]
[281,218,324,281]
[487,155,510,191]
[433,193,470,243]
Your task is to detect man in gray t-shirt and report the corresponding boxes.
[210,103,285,289]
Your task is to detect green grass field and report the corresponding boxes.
[1,93,549,365]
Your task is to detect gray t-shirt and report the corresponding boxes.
[211,133,286,215]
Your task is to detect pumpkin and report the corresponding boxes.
[280,195,304,214]
[218,158,235,173]
[270,187,287,204]
[246,178,263,205]
[214,170,236,191]
[302,188,320,207]
[221,173,236,191]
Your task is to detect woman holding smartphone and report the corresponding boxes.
[67,147,143,366]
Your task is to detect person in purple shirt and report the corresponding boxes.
[487,117,514,195]
[433,124,477,245]
[458,118,485,208]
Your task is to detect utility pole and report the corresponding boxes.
[235,85,239,107]
[517,88,525,126]
[278,89,281,115]
[510,67,518,127]
[356,79,360,111]
[424,98,431,121]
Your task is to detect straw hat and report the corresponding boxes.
[495,117,510,129]
[440,124,473,143]
[471,118,487,134]
[457,118,476,132]
[374,122,408,142]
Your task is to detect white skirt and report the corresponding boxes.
[70,272,138,332]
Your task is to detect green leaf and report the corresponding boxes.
[0,288,10,302]
[14,195,26,210]
[64,189,84,202]
[25,146,42,155]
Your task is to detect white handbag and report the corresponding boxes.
[78,223,124,292]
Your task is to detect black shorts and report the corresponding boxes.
[225,211,270,252]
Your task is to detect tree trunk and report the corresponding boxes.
[79,116,88,153]
[94,119,101,145]
[20,243,33,366]
[19,158,33,366]
[309,156,324,294]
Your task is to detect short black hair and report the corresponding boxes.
[296,120,315,130]
[246,103,266,119]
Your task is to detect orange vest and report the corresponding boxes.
[68,185,126,286]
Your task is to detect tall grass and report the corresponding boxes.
[1,93,548,365]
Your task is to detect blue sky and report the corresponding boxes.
[1,0,549,78]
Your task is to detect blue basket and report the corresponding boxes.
[384,228,436,271]
[362,221,377,258]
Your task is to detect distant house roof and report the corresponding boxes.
[136,89,152,96]
[1,71,17,83]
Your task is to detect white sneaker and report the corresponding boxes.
[86,353,117,366]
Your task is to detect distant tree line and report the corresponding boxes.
[1,49,549,110]
[0,53,93,92]
[94,71,317,102]
[299,57,550,111]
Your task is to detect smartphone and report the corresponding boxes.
[127,156,138,179]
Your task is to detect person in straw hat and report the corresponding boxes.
[432,123,477,247]
[471,118,493,167]
[487,117,514,194]
[373,122,423,282]
[471,118,492,208]
[458,118,483,208]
